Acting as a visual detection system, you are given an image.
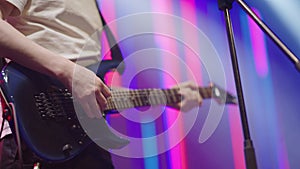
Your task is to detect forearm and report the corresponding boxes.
[0,19,75,86]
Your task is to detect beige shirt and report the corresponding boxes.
[7,0,103,66]
[1,0,104,138]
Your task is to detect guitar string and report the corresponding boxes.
[44,87,212,112]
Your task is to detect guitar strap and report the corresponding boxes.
[94,0,125,75]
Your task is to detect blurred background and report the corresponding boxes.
[97,0,300,168]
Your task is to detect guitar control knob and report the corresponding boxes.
[62,144,73,157]
[71,124,77,130]
[40,113,47,119]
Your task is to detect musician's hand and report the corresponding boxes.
[168,81,203,112]
[63,64,111,119]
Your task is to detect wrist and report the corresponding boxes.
[53,59,75,89]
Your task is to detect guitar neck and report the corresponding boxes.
[105,86,212,111]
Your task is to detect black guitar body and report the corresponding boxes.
[1,62,128,163]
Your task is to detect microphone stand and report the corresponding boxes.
[218,1,258,168]
[217,0,300,169]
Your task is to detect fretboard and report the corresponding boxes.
[105,86,212,111]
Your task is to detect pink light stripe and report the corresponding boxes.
[99,0,121,98]
[99,0,123,105]
[151,0,187,169]
[247,10,269,78]
[178,1,202,169]
[157,48,183,169]
[151,0,172,13]
[228,106,246,169]
[99,0,118,61]
[177,114,188,169]
[180,0,203,86]
[278,139,290,169]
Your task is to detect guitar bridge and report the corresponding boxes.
[34,87,74,121]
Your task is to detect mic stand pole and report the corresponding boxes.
[217,0,258,168]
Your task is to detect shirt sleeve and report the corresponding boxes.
[6,0,28,16]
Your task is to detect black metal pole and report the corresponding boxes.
[217,0,258,168]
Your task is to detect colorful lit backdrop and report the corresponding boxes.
[98,0,300,169]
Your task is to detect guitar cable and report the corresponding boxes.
[0,116,4,138]
[0,87,24,168]
[0,87,11,137]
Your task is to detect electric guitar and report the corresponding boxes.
[0,62,236,163]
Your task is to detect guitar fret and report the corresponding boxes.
[107,98,114,110]
[148,89,154,105]
[118,92,126,109]
[124,91,132,108]
[141,89,149,106]
[144,89,151,105]
[157,90,162,105]
[120,91,128,108]
[164,89,173,104]
[199,87,212,99]
[128,90,136,107]
[145,89,151,105]
[172,89,177,103]
[163,89,170,104]
[112,91,121,109]
[121,91,129,109]
[113,90,127,109]
[151,89,162,105]
[136,90,143,106]
[123,90,133,109]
